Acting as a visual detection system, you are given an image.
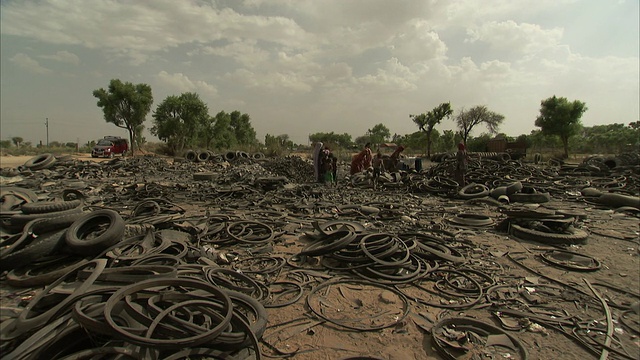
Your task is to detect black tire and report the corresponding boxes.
[197,151,210,162]
[534,153,542,164]
[0,187,38,213]
[20,200,82,215]
[510,223,588,245]
[9,206,84,231]
[184,150,197,162]
[0,229,68,271]
[225,151,237,161]
[509,192,551,203]
[24,153,56,170]
[65,209,125,255]
[6,256,89,287]
[597,193,640,209]
[458,183,489,199]
[505,181,523,195]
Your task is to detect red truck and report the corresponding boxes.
[91,136,128,158]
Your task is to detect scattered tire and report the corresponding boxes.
[0,229,68,271]
[510,223,588,245]
[534,153,542,164]
[197,151,210,162]
[509,191,551,203]
[24,153,56,170]
[458,183,490,199]
[184,150,197,162]
[65,209,125,255]
[8,206,84,231]
[596,193,640,209]
[20,200,82,215]
[225,151,237,161]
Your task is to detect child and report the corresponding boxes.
[372,152,383,189]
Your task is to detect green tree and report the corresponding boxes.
[93,79,153,156]
[0,140,11,148]
[466,133,492,152]
[211,111,237,149]
[151,92,209,155]
[367,123,391,145]
[229,111,257,146]
[439,130,458,153]
[11,137,23,147]
[309,132,353,149]
[455,105,504,145]
[410,102,453,157]
[535,96,587,158]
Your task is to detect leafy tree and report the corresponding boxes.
[200,115,217,149]
[354,135,371,149]
[23,141,32,148]
[535,96,587,158]
[410,102,453,157]
[11,137,23,147]
[0,140,11,148]
[309,132,353,149]
[210,111,237,150]
[439,130,458,153]
[151,92,209,155]
[529,129,561,152]
[455,105,504,145]
[65,142,76,148]
[93,79,153,156]
[466,133,492,152]
[50,141,62,147]
[265,133,294,155]
[229,111,257,146]
[367,123,391,145]
[578,123,639,153]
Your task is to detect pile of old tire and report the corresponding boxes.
[505,208,589,245]
[0,200,86,270]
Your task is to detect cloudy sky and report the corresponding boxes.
[1,0,638,146]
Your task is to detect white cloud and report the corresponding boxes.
[9,53,51,74]
[466,20,564,56]
[40,50,80,65]
[0,0,314,65]
[156,71,218,99]
[201,40,270,68]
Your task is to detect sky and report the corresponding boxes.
[1,0,638,146]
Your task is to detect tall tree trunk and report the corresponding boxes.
[426,131,432,157]
[127,127,135,157]
[562,136,569,159]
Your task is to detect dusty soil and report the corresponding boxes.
[0,154,639,360]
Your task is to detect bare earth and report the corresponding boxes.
[0,153,638,360]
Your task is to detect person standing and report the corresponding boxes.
[372,151,383,189]
[331,153,338,186]
[321,147,334,184]
[454,142,469,187]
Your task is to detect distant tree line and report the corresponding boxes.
[3,79,627,158]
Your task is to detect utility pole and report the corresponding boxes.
[45,117,49,147]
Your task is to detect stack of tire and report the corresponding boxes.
[184,150,265,163]
[0,199,126,272]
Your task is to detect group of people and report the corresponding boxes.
[315,141,469,188]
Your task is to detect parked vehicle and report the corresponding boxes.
[91,136,128,158]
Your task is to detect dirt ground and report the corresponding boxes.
[0,153,639,360]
